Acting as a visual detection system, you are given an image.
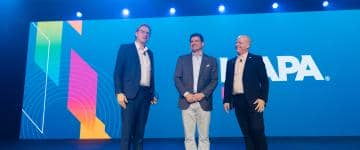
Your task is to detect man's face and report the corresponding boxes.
[135,26,150,44]
[190,36,204,52]
[236,37,250,54]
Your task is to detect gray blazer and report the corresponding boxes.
[174,53,218,111]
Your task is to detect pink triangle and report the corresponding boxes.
[67,20,83,35]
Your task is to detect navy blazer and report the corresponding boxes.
[174,53,218,111]
[114,43,155,99]
[223,53,269,104]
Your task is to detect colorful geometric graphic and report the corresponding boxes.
[21,20,117,139]
[67,20,83,35]
[34,22,63,86]
[67,49,109,139]
[21,22,63,135]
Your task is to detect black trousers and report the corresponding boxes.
[121,86,151,150]
[233,94,268,150]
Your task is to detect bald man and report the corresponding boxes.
[223,35,269,150]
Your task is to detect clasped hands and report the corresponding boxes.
[184,92,205,103]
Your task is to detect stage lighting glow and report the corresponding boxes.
[322,1,329,7]
[76,11,82,18]
[122,8,130,17]
[272,2,279,9]
[218,4,225,13]
[170,7,176,15]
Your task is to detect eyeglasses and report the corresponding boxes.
[138,29,150,35]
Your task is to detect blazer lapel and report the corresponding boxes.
[243,53,253,76]
[187,54,194,91]
[148,50,154,74]
[230,57,236,78]
[198,54,208,82]
[131,44,141,71]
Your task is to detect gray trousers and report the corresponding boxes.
[182,102,211,150]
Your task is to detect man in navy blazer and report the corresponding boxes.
[114,24,157,150]
[223,35,269,150]
[174,33,218,150]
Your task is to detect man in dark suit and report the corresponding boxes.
[174,33,218,150]
[223,35,269,150]
[114,24,157,150]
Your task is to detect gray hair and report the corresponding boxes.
[237,35,251,43]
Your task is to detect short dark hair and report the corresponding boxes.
[189,33,204,42]
[136,24,151,33]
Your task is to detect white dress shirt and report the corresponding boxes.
[233,52,248,94]
[192,52,202,93]
[135,41,151,87]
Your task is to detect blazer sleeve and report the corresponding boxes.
[114,45,126,94]
[149,51,156,98]
[223,59,233,103]
[257,56,269,103]
[174,56,187,96]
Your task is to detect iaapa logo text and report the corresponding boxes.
[219,55,328,82]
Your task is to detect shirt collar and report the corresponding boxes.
[192,51,203,57]
[134,41,148,53]
[237,52,248,59]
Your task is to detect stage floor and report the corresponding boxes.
[1,137,360,150]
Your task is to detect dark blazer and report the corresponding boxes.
[174,53,218,111]
[223,53,269,104]
[114,43,155,99]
